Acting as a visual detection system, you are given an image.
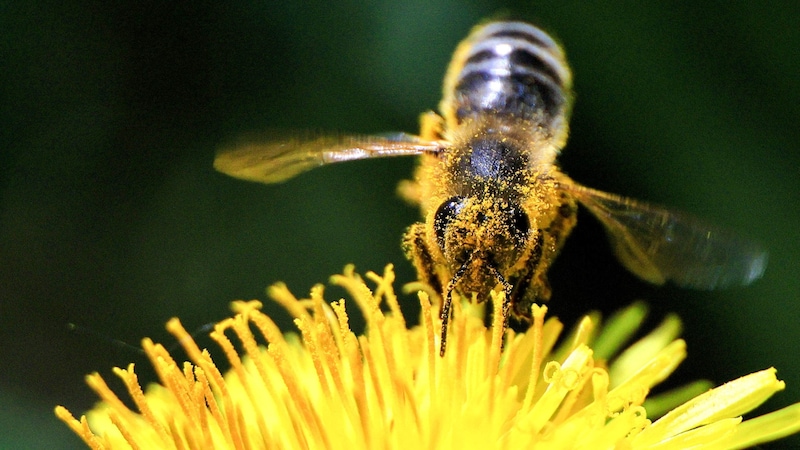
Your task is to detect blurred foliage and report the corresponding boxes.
[1,1,798,448]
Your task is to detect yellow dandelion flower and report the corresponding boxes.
[56,265,800,449]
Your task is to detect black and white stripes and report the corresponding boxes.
[442,22,572,131]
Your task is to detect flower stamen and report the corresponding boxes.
[55,265,800,449]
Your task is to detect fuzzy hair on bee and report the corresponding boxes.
[215,20,767,356]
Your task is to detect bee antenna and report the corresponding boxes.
[440,255,473,357]
[486,259,513,348]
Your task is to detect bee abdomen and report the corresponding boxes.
[442,22,572,131]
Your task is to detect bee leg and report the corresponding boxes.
[510,229,548,321]
[500,289,512,352]
[510,271,553,323]
[490,266,513,352]
[402,223,460,356]
[512,195,578,320]
[402,223,444,294]
[418,111,444,141]
[440,288,453,357]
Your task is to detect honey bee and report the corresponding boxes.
[215,21,767,355]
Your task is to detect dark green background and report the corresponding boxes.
[2,1,798,448]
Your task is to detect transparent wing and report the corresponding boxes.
[565,183,768,289]
[214,131,444,184]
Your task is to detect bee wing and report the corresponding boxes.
[214,132,444,184]
[565,183,768,289]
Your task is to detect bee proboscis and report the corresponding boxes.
[215,21,767,355]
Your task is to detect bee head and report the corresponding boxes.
[433,195,531,296]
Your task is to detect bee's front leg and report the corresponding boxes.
[402,222,444,295]
[508,228,551,322]
[405,222,459,355]
[511,194,578,321]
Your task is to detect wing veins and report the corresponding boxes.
[566,183,767,289]
[214,132,444,184]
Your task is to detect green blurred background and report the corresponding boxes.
[2,1,798,448]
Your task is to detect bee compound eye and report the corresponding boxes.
[505,205,530,246]
[434,196,466,250]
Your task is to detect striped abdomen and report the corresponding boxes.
[440,22,573,137]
